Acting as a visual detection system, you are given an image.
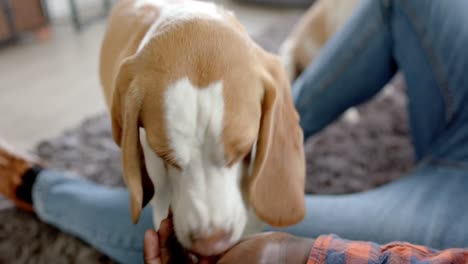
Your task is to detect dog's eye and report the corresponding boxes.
[165,160,181,170]
[226,142,254,167]
[226,156,238,167]
[155,150,181,170]
[239,142,254,157]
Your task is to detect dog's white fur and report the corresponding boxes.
[141,78,254,249]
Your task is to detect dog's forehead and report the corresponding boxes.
[133,0,254,80]
[134,1,262,167]
[137,21,254,82]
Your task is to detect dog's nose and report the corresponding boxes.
[190,230,232,256]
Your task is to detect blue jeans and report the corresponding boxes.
[31,0,468,263]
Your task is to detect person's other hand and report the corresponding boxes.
[144,218,314,264]
[144,218,200,264]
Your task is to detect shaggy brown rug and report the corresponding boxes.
[0,13,414,264]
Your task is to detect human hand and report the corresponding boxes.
[144,218,314,264]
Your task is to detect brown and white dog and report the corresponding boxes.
[280,0,359,81]
[99,0,305,256]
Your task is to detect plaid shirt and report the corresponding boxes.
[308,235,468,264]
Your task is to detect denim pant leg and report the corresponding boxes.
[271,164,468,250]
[390,0,468,161]
[33,170,152,264]
[292,0,397,141]
[281,0,468,250]
[294,0,468,160]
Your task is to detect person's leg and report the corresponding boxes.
[32,170,152,264]
[389,0,468,162]
[295,0,468,160]
[281,0,468,249]
[390,0,468,161]
[1,141,151,264]
[270,164,468,249]
[292,0,397,141]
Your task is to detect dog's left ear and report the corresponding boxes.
[249,52,306,227]
[111,58,155,224]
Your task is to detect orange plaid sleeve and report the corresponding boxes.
[307,235,468,264]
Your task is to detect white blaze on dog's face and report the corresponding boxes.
[108,0,306,257]
[142,78,253,256]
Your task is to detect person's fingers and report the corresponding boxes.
[158,218,200,264]
[167,209,173,218]
[159,217,219,264]
[158,218,173,245]
[158,218,179,263]
[198,256,220,264]
[144,230,161,264]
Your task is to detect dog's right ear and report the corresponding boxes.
[111,58,154,224]
[248,52,306,227]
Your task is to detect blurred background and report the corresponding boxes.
[0,0,305,151]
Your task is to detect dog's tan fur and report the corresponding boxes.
[99,0,305,228]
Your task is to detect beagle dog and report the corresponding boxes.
[99,0,305,256]
[280,0,359,81]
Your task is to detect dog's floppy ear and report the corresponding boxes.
[249,54,306,227]
[111,58,155,224]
